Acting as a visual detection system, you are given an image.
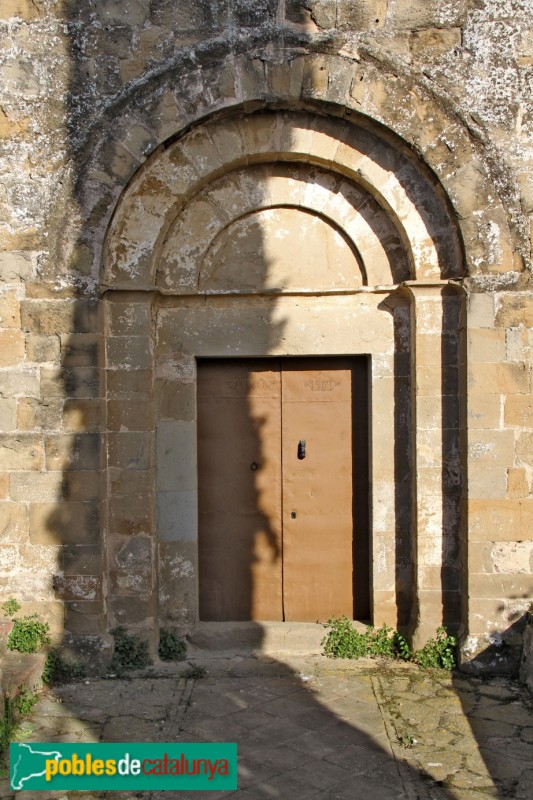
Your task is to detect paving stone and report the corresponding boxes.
[1,658,533,799]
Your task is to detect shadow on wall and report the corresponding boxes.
[33,6,452,796]
[29,3,517,800]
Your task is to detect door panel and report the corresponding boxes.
[197,358,356,622]
[198,361,283,621]
[281,360,354,621]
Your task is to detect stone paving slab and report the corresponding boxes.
[1,655,532,799]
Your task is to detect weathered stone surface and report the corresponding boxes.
[0,0,43,21]
[61,471,101,502]
[29,502,100,545]
[0,290,20,328]
[0,0,531,672]
[505,395,533,427]
[0,501,28,543]
[63,399,102,432]
[10,471,62,502]
[0,398,17,431]
[17,398,63,430]
[109,493,153,537]
[508,467,529,498]
[107,398,152,431]
[60,334,98,367]
[40,367,100,399]
[106,336,151,370]
[496,295,533,328]
[0,434,43,470]
[0,251,33,282]
[0,329,24,366]
[25,334,61,363]
[155,379,195,421]
[107,432,152,470]
[45,433,100,471]
[410,27,462,59]
[21,300,98,335]
[337,0,387,30]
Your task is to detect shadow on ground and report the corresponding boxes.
[3,636,533,799]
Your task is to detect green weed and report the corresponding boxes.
[2,598,21,616]
[414,627,457,671]
[322,617,413,661]
[182,664,207,679]
[322,617,456,670]
[42,650,86,684]
[109,626,152,675]
[158,629,187,662]
[7,616,50,654]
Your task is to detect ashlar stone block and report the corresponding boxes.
[26,334,60,363]
[41,367,100,399]
[60,334,98,367]
[468,430,515,468]
[0,329,24,366]
[516,432,533,465]
[29,502,100,545]
[156,421,197,492]
[45,433,100,471]
[10,471,62,502]
[468,328,506,363]
[507,467,529,499]
[107,398,153,431]
[0,399,17,431]
[505,394,533,427]
[468,468,507,500]
[63,399,102,432]
[21,299,97,335]
[0,290,20,327]
[467,293,495,329]
[109,493,152,537]
[157,490,196,542]
[0,434,43,470]
[338,0,387,29]
[0,252,33,282]
[496,294,533,328]
[107,432,152,470]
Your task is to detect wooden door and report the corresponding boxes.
[197,358,356,622]
[197,361,283,621]
[281,359,354,621]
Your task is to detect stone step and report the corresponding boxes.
[187,621,366,655]
[0,651,47,703]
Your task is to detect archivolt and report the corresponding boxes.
[103,111,464,291]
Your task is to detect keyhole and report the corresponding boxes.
[291,511,297,519]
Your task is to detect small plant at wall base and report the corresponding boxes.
[109,626,152,675]
[0,688,40,770]
[2,598,51,654]
[2,598,21,616]
[321,617,457,670]
[414,627,457,671]
[42,650,86,684]
[158,628,187,662]
[321,618,413,661]
[7,616,50,654]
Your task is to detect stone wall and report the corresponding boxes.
[0,0,531,671]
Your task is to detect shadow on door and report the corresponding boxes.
[197,357,370,624]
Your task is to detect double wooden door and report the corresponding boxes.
[197,358,357,622]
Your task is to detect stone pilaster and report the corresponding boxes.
[403,282,464,649]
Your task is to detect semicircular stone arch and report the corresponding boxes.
[101,95,470,644]
[103,111,464,290]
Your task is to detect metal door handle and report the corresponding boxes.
[297,440,306,460]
